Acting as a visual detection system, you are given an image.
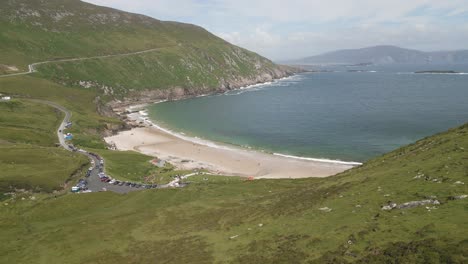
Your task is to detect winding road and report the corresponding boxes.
[28,99,141,193]
[0,47,163,78]
[28,99,195,193]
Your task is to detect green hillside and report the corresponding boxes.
[0,1,466,263]
[0,0,295,99]
[1,122,466,263]
[0,98,89,193]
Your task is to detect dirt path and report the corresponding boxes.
[0,47,164,78]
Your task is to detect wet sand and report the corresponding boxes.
[105,125,357,179]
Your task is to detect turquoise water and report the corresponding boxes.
[147,65,468,162]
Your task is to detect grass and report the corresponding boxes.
[0,144,88,193]
[90,148,194,184]
[35,44,279,98]
[0,98,90,193]
[0,75,121,149]
[0,1,466,262]
[0,99,62,146]
[0,0,284,98]
[0,123,466,263]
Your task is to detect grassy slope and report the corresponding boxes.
[0,100,62,146]
[0,1,465,262]
[90,148,191,184]
[0,75,118,149]
[1,124,466,263]
[36,45,278,97]
[0,76,193,188]
[0,0,287,96]
[0,145,88,193]
[0,99,88,193]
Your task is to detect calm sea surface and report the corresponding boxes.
[147,64,468,162]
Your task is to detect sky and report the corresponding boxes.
[84,0,468,61]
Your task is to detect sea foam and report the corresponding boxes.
[273,153,363,166]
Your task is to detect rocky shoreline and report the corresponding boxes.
[107,65,302,110]
[98,67,303,136]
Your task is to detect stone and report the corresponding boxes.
[396,199,440,209]
[452,195,467,200]
[381,202,397,211]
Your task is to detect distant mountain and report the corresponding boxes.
[289,45,468,65]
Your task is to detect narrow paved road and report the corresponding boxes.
[27,99,138,193]
[0,47,164,78]
[28,99,195,193]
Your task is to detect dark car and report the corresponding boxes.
[144,185,151,189]
[135,184,141,188]
[125,182,131,186]
[113,181,120,185]
[130,183,136,187]
[151,184,158,188]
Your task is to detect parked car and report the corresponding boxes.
[118,181,125,186]
[113,181,120,185]
[125,182,131,186]
[130,183,136,187]
[109,179,116,184]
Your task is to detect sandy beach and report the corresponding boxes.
[105,112,358,178]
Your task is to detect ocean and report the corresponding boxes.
[147,64,468,163]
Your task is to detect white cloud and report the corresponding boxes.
[84,0,468,60]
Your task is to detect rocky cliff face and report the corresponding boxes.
[108,65,299,108]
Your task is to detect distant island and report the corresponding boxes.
[287,45,468,65]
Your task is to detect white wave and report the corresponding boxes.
[273,153,362,166]
[223,75,302,96]
[144,119,237,152]
[397,72,468,75]
[139,111,362,166]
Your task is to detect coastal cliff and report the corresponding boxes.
[1,0,300,104]
[108,65,299,107]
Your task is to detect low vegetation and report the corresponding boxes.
[0,145,88,193]
[0,99,62,146]
[0,98,89,193]
[0,76,121,149]
[1,0,291,98]
[0,0,466,262]
[0,123,466,263]
[90,148,191,184]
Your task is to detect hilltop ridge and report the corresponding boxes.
[0,0,298,102]
[289,45,468,65]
